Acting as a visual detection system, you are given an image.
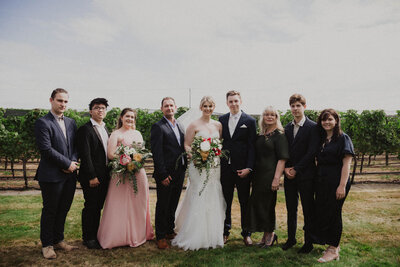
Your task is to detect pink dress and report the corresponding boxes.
[97,140,154,249]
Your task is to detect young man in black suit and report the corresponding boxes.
[76,98,110,249]
[34,88,79,259]
[151,97,187,249]
[282,94,319,253]
[219,90,257,246]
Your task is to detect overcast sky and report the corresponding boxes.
[0,0,399,114]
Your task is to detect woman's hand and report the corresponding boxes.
[271,177,280,191]
[336,184,346,200]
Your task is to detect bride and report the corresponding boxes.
[172,96,226,250]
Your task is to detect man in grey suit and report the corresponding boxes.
[35,88,79,259]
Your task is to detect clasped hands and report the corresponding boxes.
[62,161,79,174]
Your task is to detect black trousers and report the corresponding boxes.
[81,178,109,241]
[313,178,350,247]
[221,167,251,237]
[283,178,315,244]
[39,177,76,247]
[155,168,185,240]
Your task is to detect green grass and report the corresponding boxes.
[1,189,400,266]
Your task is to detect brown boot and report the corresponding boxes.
[42,246,56,259]
[54,241,78,251]
[157,239,169,249]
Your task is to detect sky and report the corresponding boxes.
[0,0,399,114]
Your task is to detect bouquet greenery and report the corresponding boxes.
[189,136,228,196]
[109,142,152,194]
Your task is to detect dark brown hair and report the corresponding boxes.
[226,90,241,100]
[117,108,137,129]
[51,88,68,99]
[317,108,343,139]
[289,93,306,106]
[89,98,109,110]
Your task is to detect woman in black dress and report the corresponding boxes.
[313,109,354,263]
[244,106,289,248]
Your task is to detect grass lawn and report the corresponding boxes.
[0,186,399,266]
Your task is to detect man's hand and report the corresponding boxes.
[62,161,79,173]
[237,168,251,178]
[161,175,172,186]
[89,178,100,187]
[284,167,296,179]
[271,177,280,191]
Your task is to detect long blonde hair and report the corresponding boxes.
[259,106,283,135]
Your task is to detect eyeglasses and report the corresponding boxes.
[93,107,107,111]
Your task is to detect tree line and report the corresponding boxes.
[1,108,399,187]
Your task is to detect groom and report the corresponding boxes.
[219,90,257,245]
[151,97,187,249]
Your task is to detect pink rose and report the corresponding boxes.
[119,154,131,165]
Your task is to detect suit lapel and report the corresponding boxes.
[48,113,68,147]
[163,117,182,148]
[90,122,107,153]
[221,113,231,140]
[292,117,307,145]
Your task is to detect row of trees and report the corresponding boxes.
[1,108,399,187]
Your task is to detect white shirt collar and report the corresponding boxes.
[230,111,242,119]
[90,118,105,128]
[292,116,306,127]
[50,110,64,121]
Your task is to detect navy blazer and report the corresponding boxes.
[76,121,110,186]
[219,111,257,171]
[34,112,78,183]
[150,117,186,183]
[284,117,319,180]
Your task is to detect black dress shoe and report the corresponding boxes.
[282,239,297,250]
[83,239,101,249]
[297,243,313,254]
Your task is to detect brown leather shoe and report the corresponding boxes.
[223,235,229,244]
[165,233,177,240]
[243,236,253,246]
[42,246,56,259]
[54,241,78,251]
[157,239,169,249]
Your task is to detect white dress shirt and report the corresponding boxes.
[292,116,306,138]
[228,111,242,137]
[90,118,109,161]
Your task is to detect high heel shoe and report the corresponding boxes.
[261,234,278,248]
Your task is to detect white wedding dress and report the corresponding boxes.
[172,130,226,251]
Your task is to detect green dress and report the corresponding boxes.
[244,129,289,232]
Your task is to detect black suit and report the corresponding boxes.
[76,121,110,242]
[284,117,319,244]
[34,112,78,247]
[151,117,186,240]
[219,112,256,237]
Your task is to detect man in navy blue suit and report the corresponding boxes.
[35,88,79,259]
[282,94,319,254]
[151,97,187,249]
[219,90,257,246]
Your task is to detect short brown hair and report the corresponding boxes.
[161,97,176,107]
[289,93,306,106]
[51,88,68,99]
[226,90,241,100]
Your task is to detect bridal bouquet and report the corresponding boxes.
[109,142,152,194]
[190,136,228,196]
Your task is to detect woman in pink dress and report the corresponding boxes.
[97,108,154,249]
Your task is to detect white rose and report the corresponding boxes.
[200,141,211,151]
[127,147,136,155]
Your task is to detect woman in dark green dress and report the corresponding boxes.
[244,106,289,248]
[313,109,354,263]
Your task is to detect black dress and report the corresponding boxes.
[244,130,289,232]
[313,133,354,247]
